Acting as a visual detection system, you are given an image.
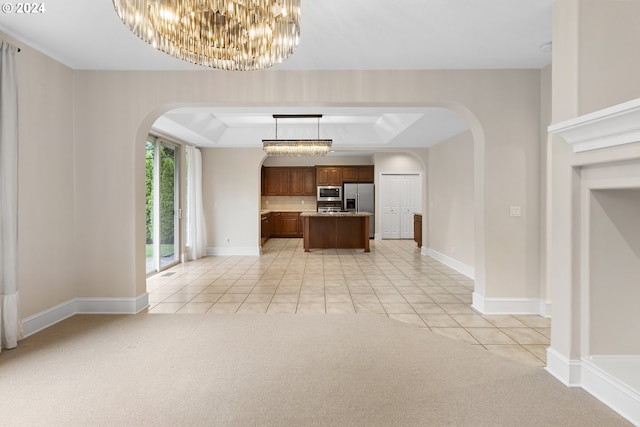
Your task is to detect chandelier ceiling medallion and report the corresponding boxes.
[112,0,301,71]
[263,115,333,157]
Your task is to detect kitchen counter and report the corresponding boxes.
[300,211,372,217]
[301,212,371,252]
[260,209,316,215]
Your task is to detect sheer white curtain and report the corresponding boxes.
[0,41,23,352]
[186,146,206,261]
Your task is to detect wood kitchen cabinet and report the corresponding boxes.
[414,213,422,248]
[263,167,290,195]
[343,166,374,183]
[272,212,302,237]
[301,212,371,252]
[262,167,315,196]
[357,165,374,183]
[261,212,274,245]
[289,167,316,196]
[342,167,358,182]
[316,167,343,186]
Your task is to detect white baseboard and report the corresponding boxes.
[583,356,640,425]
[22,293,149,338]
[541,300,552,318]
[546,349,640,425]
[22,299,77,338]
[423,248,475,279]
[545,347,582,387]
[206,246,261,256]
[472,292,547,316]
[76,293,149,314]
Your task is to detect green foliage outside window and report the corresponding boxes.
[146,141,176,245]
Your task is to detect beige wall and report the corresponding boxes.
[540,65,552,307]
[578,0,640,114]
[10,35,77,317]
[5,31,543,319]
[427,131,474,269]
[201,148,265,252]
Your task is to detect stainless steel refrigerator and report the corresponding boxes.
[343,183,374,238]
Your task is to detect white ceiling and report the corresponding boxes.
[0,0,553,150]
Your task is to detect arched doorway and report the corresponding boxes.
[137,103,486,313]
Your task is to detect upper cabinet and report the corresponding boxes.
[316,167,343,186]
[357,166,374,183]
[262,167,316,196]
[263,165,374,196]
[290,168,316,196]
[263,167,290,195]
[342,166,374,183]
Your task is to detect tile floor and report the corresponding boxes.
[146,238,550,367]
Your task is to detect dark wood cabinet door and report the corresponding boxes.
[264,168,290,195]
[290,169,304,195]
[342,167,358,182]
[328,167,343,185]
[302,169,316,195]
[272,212,301,237]
[272,212,283,235]
[357,166,374,182]
[290,168,315,196]
[316,167,342,186]
[280,214,299,235]
[316,167,330,186]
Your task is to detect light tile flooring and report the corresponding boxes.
[147,239,550,367]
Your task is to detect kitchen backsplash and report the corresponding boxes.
[261,196,317,211]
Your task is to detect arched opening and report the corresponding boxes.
[135,103,486,316]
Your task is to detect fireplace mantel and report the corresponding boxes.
[548,98,640,152]
[547,98,640,425]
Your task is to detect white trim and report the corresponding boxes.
[471,292,544,315]
[540,299,552,318]
[545,351,640,425]
[21,294,149,338]
[422,247,474,279]
[22,299,77,338]
[582,358,640,426]
[545,347,582,387]
[548,97,640,152]
[206,246,261,256]
[76,293,149,314]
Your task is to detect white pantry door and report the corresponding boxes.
[380,174,420,239]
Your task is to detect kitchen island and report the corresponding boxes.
[300,211,372,252]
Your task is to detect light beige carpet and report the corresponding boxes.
[0,314,630,426]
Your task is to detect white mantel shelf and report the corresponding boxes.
[548,98,640,152]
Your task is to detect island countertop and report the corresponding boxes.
[300,211,372,217]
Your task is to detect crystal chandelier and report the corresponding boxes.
[263,115,332,156]
[112,0,301,71]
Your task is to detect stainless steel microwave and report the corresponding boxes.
[317,186,342,202]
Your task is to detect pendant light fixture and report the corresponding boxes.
[112,0,301,71]
[263,115,332,156]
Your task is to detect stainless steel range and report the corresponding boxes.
[317,201,342,213]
